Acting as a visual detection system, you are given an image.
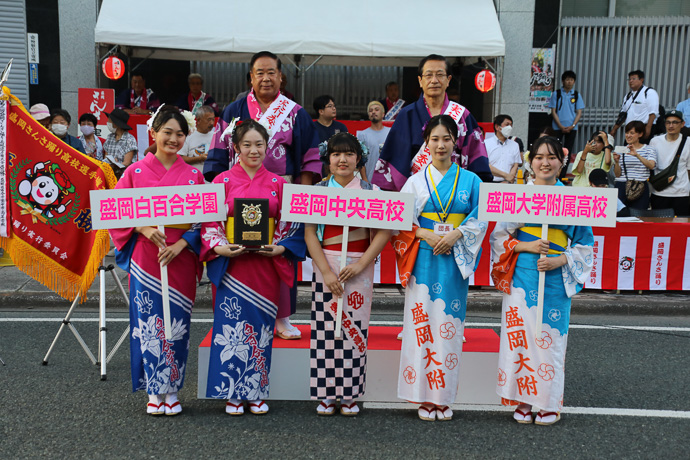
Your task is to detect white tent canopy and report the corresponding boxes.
[95,0,505,66]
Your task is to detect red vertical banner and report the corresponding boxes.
[1,88,117,301]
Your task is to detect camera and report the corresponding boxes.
[616,111,627,126]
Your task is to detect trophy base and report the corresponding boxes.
[243,246,271,252]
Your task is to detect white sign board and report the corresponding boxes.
[478,183,618,228]
[281,184,415,231]
[90,184,226,229]
[27,33,39,64]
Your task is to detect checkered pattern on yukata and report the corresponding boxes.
[310,280,368,400]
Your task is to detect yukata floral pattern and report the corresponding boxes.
[201,163,306,401]
[211,320,274,399]
[109,153,203,395]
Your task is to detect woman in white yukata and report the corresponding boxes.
[305,133,391,416]
[392,115,487,421]
[491,136,593,425]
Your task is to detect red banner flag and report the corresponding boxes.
[0,87,117,301]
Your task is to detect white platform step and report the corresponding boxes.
[198,325,501,405]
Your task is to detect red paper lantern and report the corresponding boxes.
[101,56,125,80]
[475,69,496,93]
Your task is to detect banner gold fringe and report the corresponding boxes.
[0,229,110,303]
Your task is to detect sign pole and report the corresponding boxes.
[158,225,172,341]
[334,225,350,339]
[535,223,548,338]
[279,184,415,339]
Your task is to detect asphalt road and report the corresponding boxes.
[1,309,689,459]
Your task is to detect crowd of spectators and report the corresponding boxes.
[485,69,690,217]
[26,59,690,216]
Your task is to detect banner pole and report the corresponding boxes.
[334,225,349,339]
[535,223,548,339]
[158,225,172,341]
[99,266,107,380]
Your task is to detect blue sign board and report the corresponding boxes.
[29,63,38,85]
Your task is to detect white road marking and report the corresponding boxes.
[0,317,689,332]
[363,402,690,419]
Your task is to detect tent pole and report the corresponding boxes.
[300,55,305,107]
[497,56,504,114]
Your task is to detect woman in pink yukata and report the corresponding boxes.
[110,106,204,416]
[201,120,305,416]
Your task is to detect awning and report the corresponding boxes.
[95,0,505,66]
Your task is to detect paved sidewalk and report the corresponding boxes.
[0,263,689,315]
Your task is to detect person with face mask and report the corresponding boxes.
[102,108,138,178]
[486,114,521,183]
[78,113,104,160]
[48,109,86,154]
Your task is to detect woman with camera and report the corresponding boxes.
[571,131,612,188]
[613,121,657,210]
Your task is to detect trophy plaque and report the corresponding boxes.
[234,198,270,250]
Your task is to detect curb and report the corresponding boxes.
[1,287,688,316]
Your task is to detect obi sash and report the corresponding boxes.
[225,217,275,244]
[322,225,369,252]
[517,227,567,254]
[165,223,192,230]
[418,212,466,231]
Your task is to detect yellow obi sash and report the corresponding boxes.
[165,224,192,230]
[419,212,466,229]
[225,217,275,244]
[518,226,567,254]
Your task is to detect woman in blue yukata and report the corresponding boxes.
[392,115,487,421]
[491,136,593,425]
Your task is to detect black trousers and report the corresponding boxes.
[650,194,690,217]
[555,129,577,179]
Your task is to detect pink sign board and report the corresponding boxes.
[281,184,414,231]
[478,183,618,227]
[90,184,226,229]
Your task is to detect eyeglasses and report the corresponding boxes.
[325,103,336,109]
[665,120,682,126]
[421,72,448,81]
